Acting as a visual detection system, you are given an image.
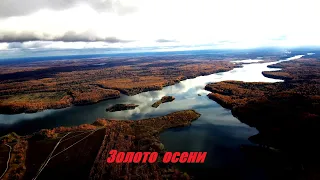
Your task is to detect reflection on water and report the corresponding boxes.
[0,57,292,132]
[0,55,304,179]
[231,59,264,63]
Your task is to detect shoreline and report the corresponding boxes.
[204,57,320,152]
[0,65,236,115]
[0,110,201,179]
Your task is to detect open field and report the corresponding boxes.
[0,110,201,180]
[25,129,106,180]
[0,144,11,179]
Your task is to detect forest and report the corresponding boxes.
[0,110,201,180]
[205,58,320,177]
[0,57,236,114]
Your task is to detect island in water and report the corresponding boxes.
[106,104,139,112]
[0,110,200,180]
[152,96,176,108]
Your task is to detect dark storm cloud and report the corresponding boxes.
[0,0,137,18]
[0,31,50,42]
[0,31,131,43]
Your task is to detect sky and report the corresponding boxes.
[0,0,320,54]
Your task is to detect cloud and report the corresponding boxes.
[270,35,287,41]
[0,43,8,50]
[156,39,178,43]
[56,31,131,42]
[0,31,131,43]
[0,0,137,18]
[0,31,49,42]
[0,0,319,48]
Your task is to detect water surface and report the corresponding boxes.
[0,55,304,179]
